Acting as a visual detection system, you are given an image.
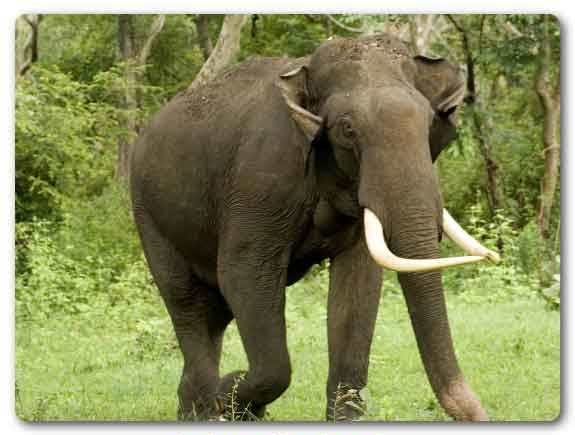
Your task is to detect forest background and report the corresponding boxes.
[14,14,560,421]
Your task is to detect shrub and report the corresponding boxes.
[15,185,154,320]
[15,66,121,222]
[440,205,560,307]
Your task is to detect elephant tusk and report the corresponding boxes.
[363,208,486,273]
[442,209,501,263]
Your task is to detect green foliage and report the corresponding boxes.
[440,206,542,304]
[16,185,153,320]
[15,12,561,328]
[37,15,118,83]
[439,14,560,231]
[239,14,392,60]
[15,66,120,221]
[146,15,206,96]
[14,14,560,422]
[240,15,329,59]
[440,78,544,229]
[539,256,560,311]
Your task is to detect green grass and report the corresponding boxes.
[15,277,560,422]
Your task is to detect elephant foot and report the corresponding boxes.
[327,385,367,422]
[177,399,221,422]
[216,371,267,421]
[438,378,489,421]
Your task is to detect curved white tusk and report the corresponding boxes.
[442,209,501,263]
[363,208,485,273]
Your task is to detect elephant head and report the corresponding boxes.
[277,34,498,421]
[278,34,499,272]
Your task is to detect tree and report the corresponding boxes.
[407,15,448,55]
[194,15,213,61]
[324,15,368,34]
[17,14,42,77]
[534,16,560,240]
[187,14,250,92]
[447,15,505,217]
[116,14,165,179]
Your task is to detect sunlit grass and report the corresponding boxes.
[15,277,560,422]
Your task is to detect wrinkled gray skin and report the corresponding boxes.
[130,34,488,421]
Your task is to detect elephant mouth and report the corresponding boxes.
[363,208,500,273]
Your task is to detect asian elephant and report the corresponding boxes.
[130,33,499,421]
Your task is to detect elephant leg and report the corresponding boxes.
[134,213,232,420]
[166,281,233,421]
[326,237,382,421]
[216,234,292,420]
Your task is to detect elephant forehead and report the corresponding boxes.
[310,60,413,101]
[313,33,412,63]
[309,35,417,99]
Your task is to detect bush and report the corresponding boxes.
[16,218,109,319]
[15,66,121,222]
[15,185,154,320]
[440,205,560,307]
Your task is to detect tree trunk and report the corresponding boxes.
[408,15,437,55]
[323,15,333,36]
[18,14,42,77]
[117,15,138,179]
[194,15,213,61]
[470,101,504,214]
[187,14,249,93]
[116,14,165,180]
[448,15,504,217]
[535,17,561,240]
[325,15,366,34]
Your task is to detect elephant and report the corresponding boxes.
[130,33,500,421]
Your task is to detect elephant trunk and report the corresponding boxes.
[355,105,492,420]
[390,217,489,421]
[359,151,498,273]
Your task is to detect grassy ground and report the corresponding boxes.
[15,273,560,422]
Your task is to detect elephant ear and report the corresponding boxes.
[277,65,323,144]
[414,56,466,161]
[278,65,355,214]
